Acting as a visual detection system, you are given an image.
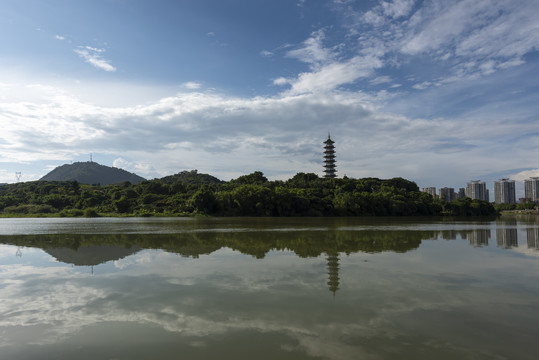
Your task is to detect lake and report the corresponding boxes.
[1,216,538,360]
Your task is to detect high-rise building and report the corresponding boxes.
[458,188,466,199]
[465,180,489,201]
[494,178,516,204]
[323,134,336,178]
[439,187,456,202]
[422,187,436,198]
[524,177,539,202]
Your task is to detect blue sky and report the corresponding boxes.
[1,0,538,197]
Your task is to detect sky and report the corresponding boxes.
[1,0,538,196]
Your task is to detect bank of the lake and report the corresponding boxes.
[0,172,497,217]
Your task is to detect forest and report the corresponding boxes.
[0,170,497,217]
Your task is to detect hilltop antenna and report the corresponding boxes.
[15,172,22,182]
[90,153,93,163]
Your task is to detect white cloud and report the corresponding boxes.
[381,0,415,19]
[272,77,289,86]
[370,75,392,85]
[333,0,539,90]
[74,46,116,72]
[509,169,539,182]
[55,35,66,41]
[3,77,535,184]
[286,29,337,69]
[287,55,382,94]
[182,81,201,90]
[282,29,384,94]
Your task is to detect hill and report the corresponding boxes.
[44,245,142,266]
[156,170,223,185]
[40,162,145,185]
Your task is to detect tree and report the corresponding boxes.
[190,185,218,214]
[231,171,268,185]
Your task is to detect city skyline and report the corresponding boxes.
[1,0,538,190]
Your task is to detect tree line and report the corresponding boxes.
[0,170,497,217]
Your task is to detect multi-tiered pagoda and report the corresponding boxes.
[323,133,336,178]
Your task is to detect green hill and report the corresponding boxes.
[157,170,223,185]
[40,162,145,185]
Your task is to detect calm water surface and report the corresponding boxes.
[0,216,538,360]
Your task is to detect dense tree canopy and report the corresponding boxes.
[0,171,497,217]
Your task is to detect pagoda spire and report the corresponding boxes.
[323,133,336,178]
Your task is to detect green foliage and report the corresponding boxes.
[516,201,536,210]
[59,209,84,217]
[3,204,57,214]
[230,171,268,185]
[190,185,218,214]
[494,203,516,212]
[83,208,99,217]
[438,197,498,216]
[0,172,498,217]
[157,170,223,186]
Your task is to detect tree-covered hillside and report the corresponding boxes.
[0,171,497,217]
[156,170,223,185]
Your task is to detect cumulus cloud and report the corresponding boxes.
[2,77,536,184]
[509,169,539,181]
[74,46,116,72]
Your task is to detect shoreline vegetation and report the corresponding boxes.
[0,170,500,218]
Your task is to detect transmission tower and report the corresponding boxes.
[15,172,22,182]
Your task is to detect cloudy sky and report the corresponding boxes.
[1,0,538,194]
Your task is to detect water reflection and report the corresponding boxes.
[326,252,340,296]
[463,229,490,247]
[1,217,539,360]
[527,228,539,249]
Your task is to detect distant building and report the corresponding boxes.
[465,180,489,201]
[494,179,516,204]
[524,177,539,202]
[422,187,437,198]
[458,188,466,199]
[323,134,336,178]
[439,187,456,202]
